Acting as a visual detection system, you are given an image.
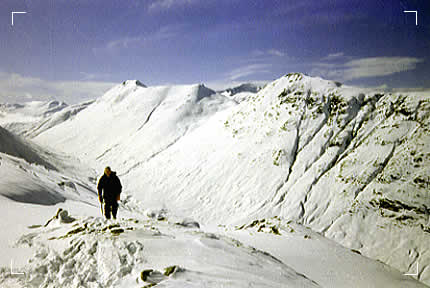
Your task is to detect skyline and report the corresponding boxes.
[1,0,429,103]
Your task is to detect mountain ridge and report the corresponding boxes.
[14,73,430,285]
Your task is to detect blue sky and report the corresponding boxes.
[1,0,429,103]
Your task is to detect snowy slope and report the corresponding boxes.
[0,126,55,170]
[35,80,235,168]
[0,126,322,287]
[0,124,98,206]
[33,74,430,285]
[0,151,96,206]
[0,100,93,138]
[0,150,99,268]
[0,124,101,282]
[224,218,425,288]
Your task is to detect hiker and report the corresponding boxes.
[97,166,122,220]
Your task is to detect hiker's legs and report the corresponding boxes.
[112,201,118,219]
[104,202,112,219]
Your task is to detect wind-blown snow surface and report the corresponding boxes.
[32,74,430,285]
[1,211,323,288]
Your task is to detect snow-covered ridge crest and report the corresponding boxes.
[99,80,147,104]
[2,209,322,287]
[100,80,213,104]
[34,81,234,168]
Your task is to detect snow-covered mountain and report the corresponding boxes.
[34,81,235,168]
[0,125,326,288]
[219,82,262,103]
[0,74,428,287]
[220,82,261,94]
[0,100,93,138]
[0,101,68,117]
[31,73,430,285]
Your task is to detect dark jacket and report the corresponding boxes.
[97,172,122,202]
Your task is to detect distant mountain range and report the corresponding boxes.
[219,83,261,96]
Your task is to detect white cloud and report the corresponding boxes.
[0,72,116,104]
[267,49,285,57]
[322,52,345,60]
[251,50,265,57]
[149,0,196,11]
[342,57,423,80]
[106,36,143,50]
[327,52,344,58]
[311,56,423,81]
[96,25,182,54]
[227,64,271,81]
[80,72,112,81]
[252,49,285,58]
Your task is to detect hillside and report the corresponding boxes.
[32,74,430,285]
[0,124,97,205]
[0,100,93,138]
[3,120,412,288]
[35,81,235,169]
[0,124,100,280]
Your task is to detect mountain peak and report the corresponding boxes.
[192,83,216,101]
[282,72,343,88]
[121,80,147,88]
